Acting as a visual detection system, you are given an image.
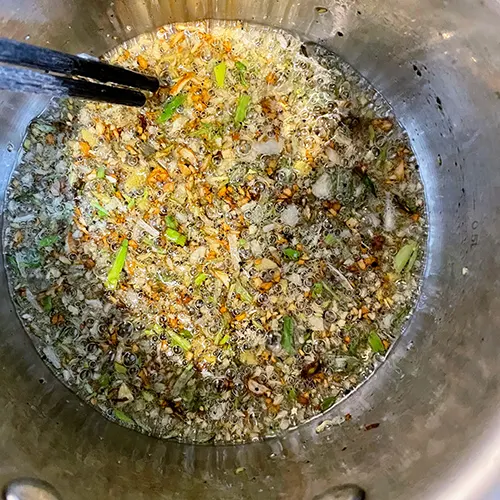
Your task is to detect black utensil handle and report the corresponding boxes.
[0,38,159,92]
[0,65,146,107]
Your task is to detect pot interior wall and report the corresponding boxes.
[1,1,500,499]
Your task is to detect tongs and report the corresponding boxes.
[0,38,159,107]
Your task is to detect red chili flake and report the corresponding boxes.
[364,422,380,431]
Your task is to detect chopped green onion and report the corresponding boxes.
[105,239,128,290]
[38,235,59,248]
[281,315,295,355]
[90,200,109,217]
[324,233,337,246]
[169,331,191,351]
[288,387,297,401]
[166,228,187,246]
[98,373,111,387]
[114,362,127,374]
[97,166,105,179]
[234,94,251,125]
[214,61,227,88]
[179,329,193,339]
[235,61,247,85]
[234,281,253,303]
[283,248,301,260]
[194,272,208,286]
[321,396,337,411]
[113,409,134,424]
[368,331,385,353]
[377,145,388,166]
[394,241,418,273]
[219,333,230,345]
[165,215,178,230]
[172,364,194,397]
[142,391,154,402]
[238,238,247,246]
[363,174,377,196]
[311,282,324,299]
[406,248,418,273]
[41,295,52,313]
[368,124,375,144]
[158,94,186,123]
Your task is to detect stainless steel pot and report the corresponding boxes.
[1,0,500,499]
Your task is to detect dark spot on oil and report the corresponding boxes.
[337,31,344,37]
[39,378,46,384]
[412,64,422,77]
[357,10,362,15]
[495,91,500,99]
[315,6,328,14]
[437,155,442,166]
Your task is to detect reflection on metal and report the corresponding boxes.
[3,478,61,500]
[313,484,366,500]
[0,0,499,499]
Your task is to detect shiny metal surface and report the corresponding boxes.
[1,0,499,499]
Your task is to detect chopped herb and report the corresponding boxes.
[165,215,178,229]
[90,200,109,217]
[234,94,251,125]
[368,124,375,144]
[41,295,52,313]
[169,331,191,350]
[105,239,128,290]
[38,235,59,248]
[142,391,154,402]
[179,329,193,339]
[321,396,337,411]
[283,248,301,260]
[219,333,230,345]
[394,241,418,273]
[311,282,324,298]
[98,373,111,387]
[194,272,208,286]
[368,331,385,353]
[281,316,295,355]
[166,228,187,246]
[158,94,186,123]
[235,61,247,85]
[362,174,377,196]
[234,281,253,303]
[214,61,227,88]
[172,363,194,397]
[6,255,18,274]
[114,362,127,374]
[113,409,134,425]
[324,233,337,246]
[405,245,419,273]
[288,387,297,401]
[97,166,106,179]
[378,145,388,165]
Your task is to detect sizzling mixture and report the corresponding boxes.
[4,22,426,443]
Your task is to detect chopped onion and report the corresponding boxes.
[227,233,240,272]
[252,138,284,156]
[136,219,160,239]
[312,172,333,200]
[280,204,300,227]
